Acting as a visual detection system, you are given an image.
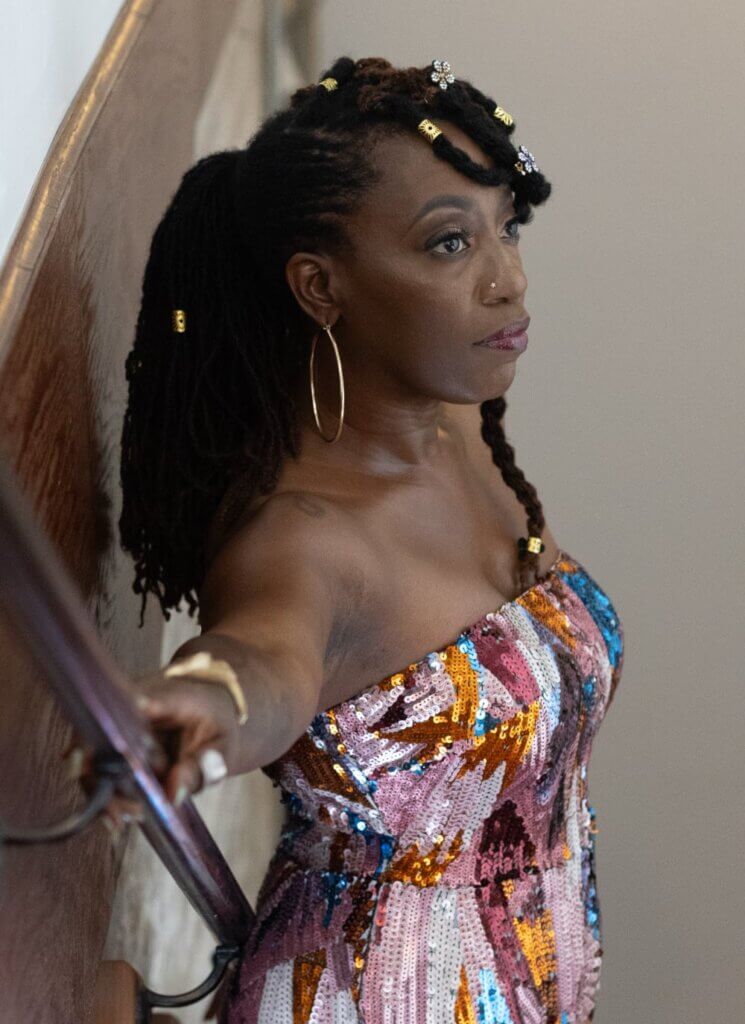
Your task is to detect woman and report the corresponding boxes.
[117,56,625,1024]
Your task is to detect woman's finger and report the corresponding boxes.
[197,747,229,790]
[134,681,207,718]
[165,745,229,806]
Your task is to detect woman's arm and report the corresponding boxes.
[165,630,320,777]
[131,490,353,802]
[77,504,341,821]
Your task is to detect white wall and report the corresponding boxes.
[0,0,122,265]
[317,4,745,1022]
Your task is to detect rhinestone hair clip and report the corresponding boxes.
[515,144,540,175]
[430,59,455,90]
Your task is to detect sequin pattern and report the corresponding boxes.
[224,551,624,1024]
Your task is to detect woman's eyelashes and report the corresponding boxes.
[428,226,474,256]
[427,217,522,256]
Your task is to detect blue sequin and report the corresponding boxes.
[582,676,597,707]
[581,805,603,940]
[481,711,502,732]
[372,835,396,878]
[458,634,492,737]
[557,566,623,669]
[476,966,515,1023]
[319,870,347,927]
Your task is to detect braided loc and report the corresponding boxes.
[120,55,553,626]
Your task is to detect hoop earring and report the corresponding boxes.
[309,322,345,443]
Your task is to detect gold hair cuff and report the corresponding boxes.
[319,77,338,91]
[517,534,546,558]
[417,118,442,143]
[172,309,186,333]
[493,105,514,127]
[164,651,249,726]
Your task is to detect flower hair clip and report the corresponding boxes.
[515,144,540,175]
[430,59,455,90]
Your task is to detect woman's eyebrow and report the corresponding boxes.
[408,190,514,230]
[409,194,473,228]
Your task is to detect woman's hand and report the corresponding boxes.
[66,666,246,834]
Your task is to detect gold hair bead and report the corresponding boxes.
[493,105,514,126]
[172,309,186,333]
[417,118,442,143]
[517,534,546,558]
[319,77,338,91]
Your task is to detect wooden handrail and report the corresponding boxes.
[0,448,255,945]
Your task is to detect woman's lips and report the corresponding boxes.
[478,330,528,352]
[475,316,530,352]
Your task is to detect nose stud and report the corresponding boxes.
[489,282,497,289]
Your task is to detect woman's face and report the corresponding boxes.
[326,118,530,406]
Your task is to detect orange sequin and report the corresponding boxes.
[455,700,539,783]
[380,830,464,888]
[292,949,326,1023]
[518,586,577,651]
[513,907,558,991]
[454,963,478,1024]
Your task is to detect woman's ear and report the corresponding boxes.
[284,251,341,326]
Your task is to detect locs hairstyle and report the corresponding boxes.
[119,56,553,627]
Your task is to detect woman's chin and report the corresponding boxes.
[481,357,518,398]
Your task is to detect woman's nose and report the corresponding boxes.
[482,262,528,303]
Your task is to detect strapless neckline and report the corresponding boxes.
[245,546,624,1024]
[317,546,571,718]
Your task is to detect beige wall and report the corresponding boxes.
[316,3,745,1021]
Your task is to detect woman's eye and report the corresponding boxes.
[428,229,472,256]
[505,217,521,241]
[428,219,521,256]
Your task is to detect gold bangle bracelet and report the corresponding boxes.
[164,651,249,726]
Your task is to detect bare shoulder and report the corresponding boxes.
[442,402,562,566]
[200,490,363,626]
[198,490,374,693]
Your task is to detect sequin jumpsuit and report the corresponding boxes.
[224,550,625,1024]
